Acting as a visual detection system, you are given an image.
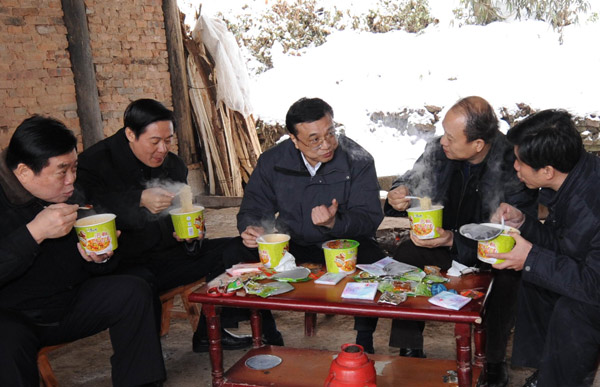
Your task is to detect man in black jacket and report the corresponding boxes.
[488,110,600,387]
[0,116,165,386]
[77,99,250,353]
[378,96,538,386]
[224,97,386,346]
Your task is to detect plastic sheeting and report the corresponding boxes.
[192,15,253,118]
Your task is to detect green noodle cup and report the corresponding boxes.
[322,239,360,275]
[257,234,290,268]
[74,213,118,255]
[169,206,205,239]
[477,223,520,264]
[407,205,444,239]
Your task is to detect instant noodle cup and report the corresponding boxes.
[477,223,520,264]
[169,206,205,239]
[74,213,118,255]
[257,233,290,268]
[322,239,360,275]
[407,205,444,239]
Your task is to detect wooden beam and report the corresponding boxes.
[163,0,195,164]
[61,0,103,149]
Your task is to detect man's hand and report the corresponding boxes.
[241,226,265,248]
[312,198,338,229]
[140,187,175,214]
[387,186,412,211]
[411,227,454,248]
[490,203,525,229]
[27,204,78,244]
[77,243,115,263]
[490,232,532,271]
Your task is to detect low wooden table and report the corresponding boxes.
[189,272,493,387]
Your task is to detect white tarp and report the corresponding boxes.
[192,15,253,117]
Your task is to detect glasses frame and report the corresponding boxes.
[294,127,339,151]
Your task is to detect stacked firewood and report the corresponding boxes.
[183,32,261,197]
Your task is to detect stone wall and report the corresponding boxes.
[0,0,173,149]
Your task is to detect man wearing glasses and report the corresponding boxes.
[223,97,386,345]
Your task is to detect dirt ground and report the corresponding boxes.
[44,207,573,386]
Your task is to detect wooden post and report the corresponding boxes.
[61,0,104,149]
[163,0,195,165]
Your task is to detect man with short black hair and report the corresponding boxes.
[77,99,250,353]
[489,109,600,387]
[225,97,387,345]
[0,115,165,386]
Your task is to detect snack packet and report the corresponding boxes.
[378,291,408,305]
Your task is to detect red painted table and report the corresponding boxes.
[189,271,493,387]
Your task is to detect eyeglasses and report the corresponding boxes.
[295,129,338,151]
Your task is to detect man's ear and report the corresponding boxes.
[474,139,485,153]
[289,134,300,150]
[125,127,136,142]
[13,163,33,184]
[542,165,556,180]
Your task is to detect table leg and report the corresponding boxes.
[474,323,487,384]
[304,312,316,337]
[250,309,263,348]
[455,323,472,387]
[203,304,224,387]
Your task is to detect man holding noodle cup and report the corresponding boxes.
[0,116,165,385]
[485,110,600,387]
[378,97,538,386]
[78,99,251,353]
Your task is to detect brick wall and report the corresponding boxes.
[86,0,172,136]
[0,0,173,149]
[0,0,80,149]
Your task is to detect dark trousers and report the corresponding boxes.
[0,275,165,387]
[117,237,232,331]
[354,239,520,362]
[223,236,386,329]
[512,281,600,386]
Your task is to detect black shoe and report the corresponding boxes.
[487,361,509,387]
[263,330,284,346]
[192,328,252,353]
[356,331,375,354]
[523,370,539,387]
[399,348,426,358]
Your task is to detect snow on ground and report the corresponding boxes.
[180,0,600,177]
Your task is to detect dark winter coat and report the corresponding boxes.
[0,151,117,324]
[77,128,188,260]
[519,152,600,306]
[237,135,384,246]
[384,133,538,265]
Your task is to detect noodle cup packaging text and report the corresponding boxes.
[169,206,205,239]
[407,205,444,239]
[257,234,290,268]
[477,223,520,264]
[322,239,360,275]
[74,214,118,255]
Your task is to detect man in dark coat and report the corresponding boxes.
[488,109,600,387]
[224,97,386,345]
[77,99,250,353]
[0,116,165,387]
[376,96,538,386]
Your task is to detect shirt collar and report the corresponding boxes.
[300,152,321,176]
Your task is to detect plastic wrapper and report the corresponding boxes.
[424,265,441,275]
[460,289,484,299]
[353,271,378,282]
[414,282,432,297]
[400,269,426,282]
[226,278,244,292]
[378,291,408,305]
[431,283,447,296]
[424,274,449,284]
